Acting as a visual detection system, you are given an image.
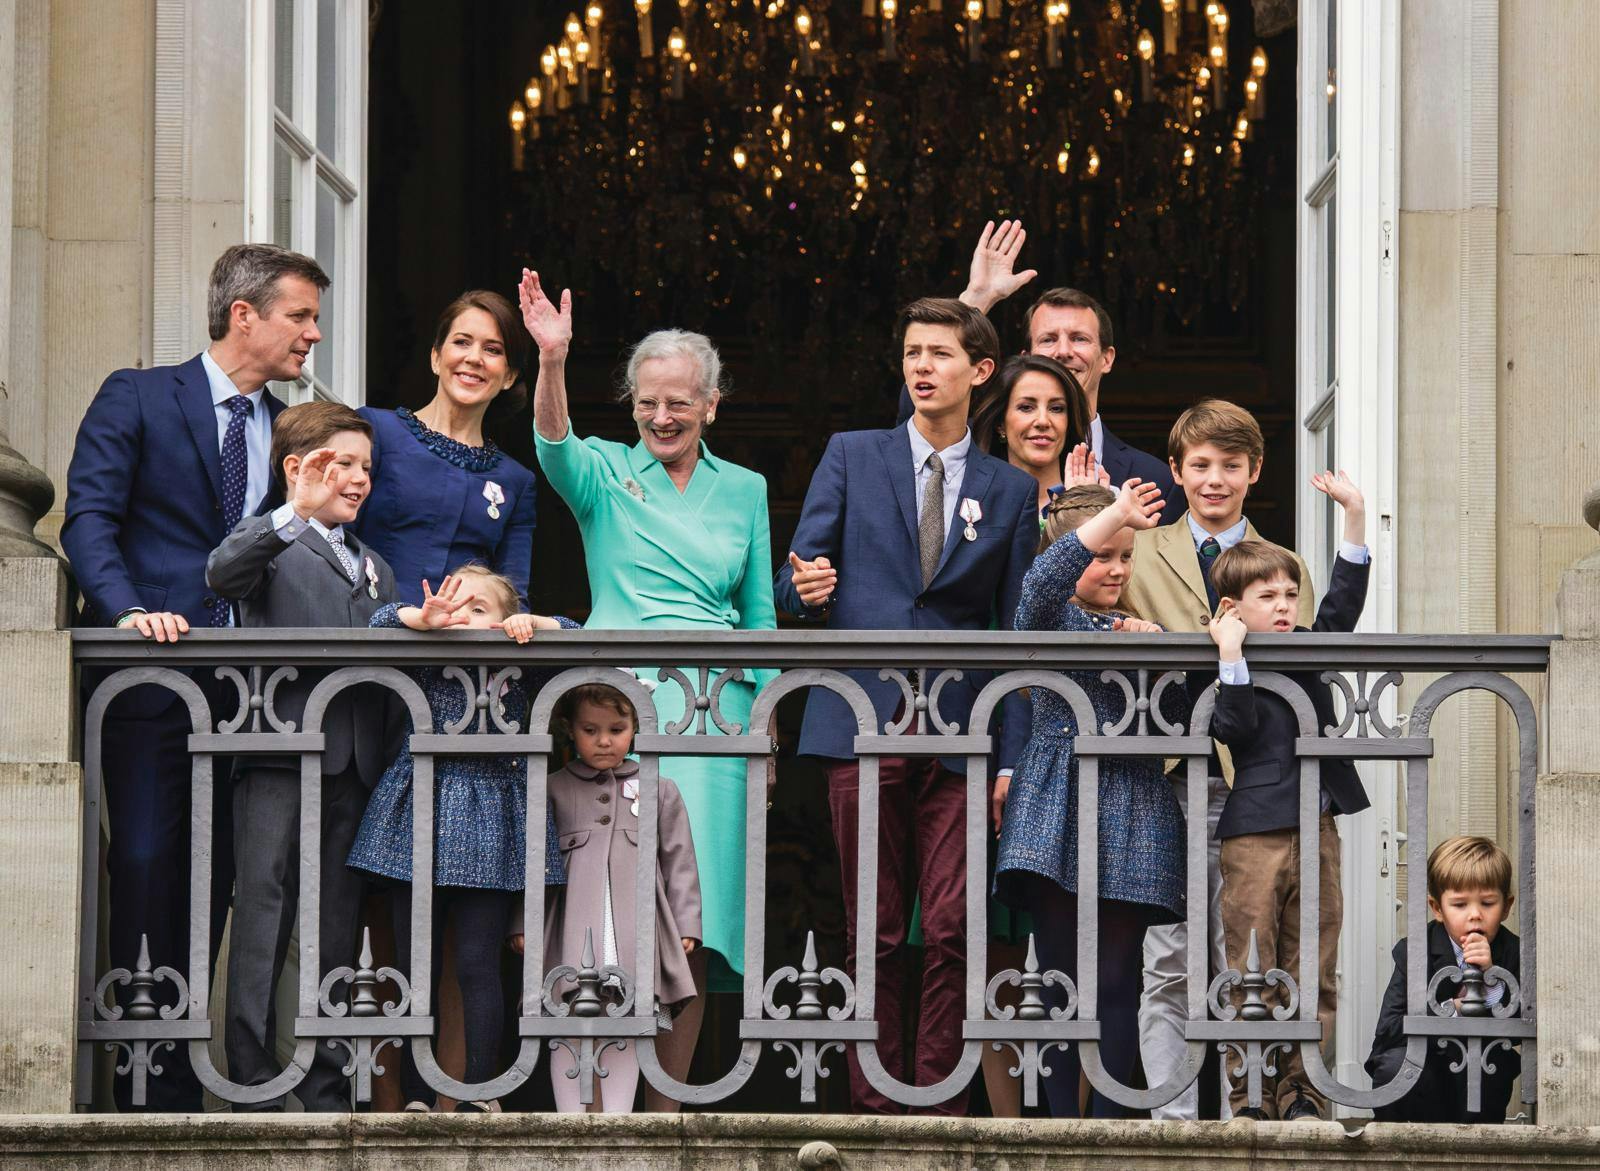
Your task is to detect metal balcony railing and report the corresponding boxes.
[70,628,1551,1114]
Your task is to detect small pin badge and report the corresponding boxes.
[623,776,639,818]
[622,478,647,503]
[363,555,380,600]
[959,497,983,541]
[483,480,505,520]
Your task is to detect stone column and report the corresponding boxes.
[1534,485,1600,1126]
[0,0,82,1115]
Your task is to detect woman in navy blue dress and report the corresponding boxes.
[352,290,539,605]
[995,480,1184,1120]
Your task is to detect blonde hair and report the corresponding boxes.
[1427,836,1514,902]
[1040,484,1115,553]
[1167,398,1265,470]
[450,563,521,619]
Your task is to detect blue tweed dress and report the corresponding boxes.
[994,532,1185,923]
[347,604,568,890]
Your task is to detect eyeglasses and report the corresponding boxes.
[632,397,702,418]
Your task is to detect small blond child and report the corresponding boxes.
[1366,836,1522,1123]
[1205,470,1371,1121]
[525,683,702,1113]
[347,565,572,1112]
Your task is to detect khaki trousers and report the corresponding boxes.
[1218,814,1341,1118]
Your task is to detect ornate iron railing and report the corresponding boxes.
[71,629,1550,1114]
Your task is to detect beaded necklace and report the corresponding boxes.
[397,406,503,472]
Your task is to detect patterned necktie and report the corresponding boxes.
[211,395,254,627]
[918,452,945,588]
[325,528,359,582]
[1198,536,1222,609]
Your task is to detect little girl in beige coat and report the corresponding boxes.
[543,682,701,1112]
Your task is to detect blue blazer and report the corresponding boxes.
[350,407,539,607]
[774,426,1037,771]
[1097,418,1183,525]
[62,354,288,628]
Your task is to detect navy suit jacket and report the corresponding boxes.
[1096,418,1182,525]
[62,355,288,712]
[774,425,1038,771]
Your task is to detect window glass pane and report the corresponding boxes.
[316,0,340,161]
[1322,420,1338,567]
[275,0,296,118]
[1325,0,1337,159]
[314,176,339,393]
[1324,194,1337,390]
[273,139,295,247]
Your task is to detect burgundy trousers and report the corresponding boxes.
[824,757,970,1115]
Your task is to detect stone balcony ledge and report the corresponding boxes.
[0,1114,1597,1169]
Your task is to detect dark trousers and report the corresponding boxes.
[99,697,235,1112]
[392,885,517,1106]
[824,757,968,1115]
[1372,1044,1519,1124]
[225,763,367,1112]
[1027,882,1149,1119]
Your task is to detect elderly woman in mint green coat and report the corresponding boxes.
[519,270,776,1110]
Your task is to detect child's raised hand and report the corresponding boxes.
[1459,931,1492,969]
[1208,602,1248,660]
[397,575,471,631]
[1063,442,1111,489]
[1310,468,1363,510]
[1114,478,1164,529]
[290,447,345,520]
[1111,616,1164,634]
[681,937,697,955]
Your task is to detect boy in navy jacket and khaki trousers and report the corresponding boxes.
[775,298,1037,1114]
[1205,470,1371,1121]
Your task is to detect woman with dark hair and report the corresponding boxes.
[971,353,1092,518]
[352,290,541,605]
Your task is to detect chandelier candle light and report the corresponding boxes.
[879,0,897,61]
[636,0,654,57]
[965,0,982,63]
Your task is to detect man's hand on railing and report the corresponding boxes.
[118,610,190,642]
[787,551,838,609]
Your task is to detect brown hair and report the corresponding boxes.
[560,682,639,728]
[1023,287,1115,352]
[450,563,521,619]
[1167,398,1265,469]
[431,290,530,416]
[1427,836,1514,903]
[1209,539,1302,603]
[269,401,372,494]
[896,297,1001,372]
[207,244,330,341]
[973,354,1091,459]
[1040,483,1115,553]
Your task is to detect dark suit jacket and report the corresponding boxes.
[773,425,1037,771]
[1211,553,1371,839]
[1097,418,1182,525]
[207,514,398,784]
[1365,919,1521,1123]
[61,354,288,715]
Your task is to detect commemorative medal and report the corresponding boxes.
[959,497,983,541]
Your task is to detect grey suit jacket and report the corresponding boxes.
[207,513,399,784]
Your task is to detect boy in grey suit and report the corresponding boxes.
[208,401,397,1110]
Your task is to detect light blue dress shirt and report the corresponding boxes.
[201,349,272,519]
[907,420,972,534]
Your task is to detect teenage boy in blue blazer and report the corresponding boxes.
[775,297,1037,1115]
[60,243,326,1111]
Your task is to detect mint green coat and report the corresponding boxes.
[536,425,777,986]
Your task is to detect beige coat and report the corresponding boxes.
[546,760,703,1012]
[1121,512,1315,781]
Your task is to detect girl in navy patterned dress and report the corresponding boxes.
[994,480,1184,1119]
[348,565,575,1111]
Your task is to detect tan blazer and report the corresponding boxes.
[1122,511,1315,632]
[1121,512,1315,782]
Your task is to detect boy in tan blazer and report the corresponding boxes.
[1119,399,1314,1120]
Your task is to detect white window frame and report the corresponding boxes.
[245,0,368,405]
[1295,0,1399,1110]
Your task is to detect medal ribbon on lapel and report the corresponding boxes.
[483,480,505,520]
[959,497,983,541]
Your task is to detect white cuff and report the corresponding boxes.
[996,769,1014,780]
[1338,540,1370,565]
[1217,658,1250,686]
[272,502,309,541]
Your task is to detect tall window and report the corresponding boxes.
[1296,0,1399,1103]
[250,0,367,404]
